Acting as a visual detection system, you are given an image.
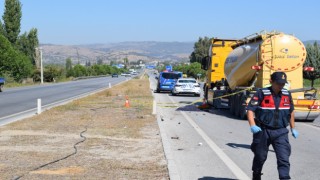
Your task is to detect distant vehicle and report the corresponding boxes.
[156,71,182,93]
[0,77,4,92]
[171,78,201,96]
[111,73,119,78]
[124,73,131,77]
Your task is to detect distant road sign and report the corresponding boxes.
[166,65,172,71]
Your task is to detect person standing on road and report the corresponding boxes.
[246,72,299,180]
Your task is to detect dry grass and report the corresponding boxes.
[0,75,168,179]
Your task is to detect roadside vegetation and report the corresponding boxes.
[0,75,168,179]
[156,62,206,79]
[0,0,131,87]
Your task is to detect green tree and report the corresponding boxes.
[123,57,129,68]
[190,36,212,63]
[92,64,106,75]
[0,20,6,36]
[174,62,205,78]
[3,0,22,44]
[45,65,64,81]
[304,42,320,87]
[187,62,206,78]
[26,28,39,64]
[174,64,188,74]
[0,34,33,81]
[65,58,73,77]
[73,64,87,77]
[16,28,39,65]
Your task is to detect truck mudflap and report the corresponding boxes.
[294,110,320,121]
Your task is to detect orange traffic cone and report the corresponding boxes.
[124,96,130,108]
[198,98,209,109]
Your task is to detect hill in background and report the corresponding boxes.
[41,40,320,66]
[42,41,194,65]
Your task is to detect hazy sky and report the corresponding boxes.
[1,0,318,45]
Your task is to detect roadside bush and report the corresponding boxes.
[0,35,33,81]
[73,64,87,77]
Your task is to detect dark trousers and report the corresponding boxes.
[251,128,291,180]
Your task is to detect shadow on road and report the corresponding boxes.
[226,143,251,149]
[175,103,243,122]
[226,142,275,153]
[198,177,237,180]
[176,103,203,112]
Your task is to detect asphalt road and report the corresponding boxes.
[0,75,130,122]
[149,71,320,180]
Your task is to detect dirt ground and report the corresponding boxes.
[0,75,168,179]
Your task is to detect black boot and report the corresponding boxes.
[252,172,263,180]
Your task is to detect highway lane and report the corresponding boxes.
[149,70,320,180]
[0,76,130,120]
[150,71,240,179]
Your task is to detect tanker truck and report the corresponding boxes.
[201,31,320,121]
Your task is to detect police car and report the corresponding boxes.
[171,78,201,96]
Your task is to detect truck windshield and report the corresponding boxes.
[161,73,181,79]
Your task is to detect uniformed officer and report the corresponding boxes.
[247,72,299,180]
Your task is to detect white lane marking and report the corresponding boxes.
[168,95,250,180]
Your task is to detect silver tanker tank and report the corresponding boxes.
[224,32,306,90]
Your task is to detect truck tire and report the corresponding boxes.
[234,94,240,117]
[0,85,3,92]
[239,94,247,120]
[229,96,235,115]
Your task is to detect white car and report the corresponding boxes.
[171,78,201,96]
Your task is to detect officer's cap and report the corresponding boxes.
[271,72,287,84]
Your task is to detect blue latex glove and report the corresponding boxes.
[250,125,262,134]
[291,128,299,139]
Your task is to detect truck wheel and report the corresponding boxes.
[239,106,246,119]
[0,85,3,92]
[234,94,240,117]
[239,94,247,120]
[229,96,235,115]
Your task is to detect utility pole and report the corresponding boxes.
[35,47,44,84]
[40,48,43,84]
